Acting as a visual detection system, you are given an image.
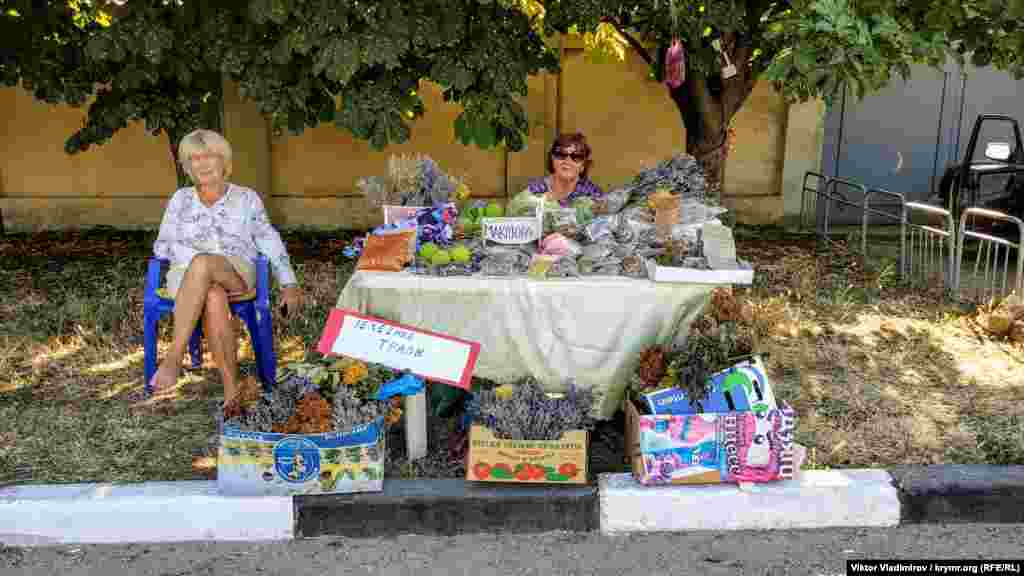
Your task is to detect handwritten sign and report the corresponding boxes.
[481,217,543,245]
[316,309,480,390]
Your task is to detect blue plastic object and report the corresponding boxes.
[143,255,276,396]
[374,373,426,401]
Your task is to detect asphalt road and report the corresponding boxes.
[2,525,1023,576]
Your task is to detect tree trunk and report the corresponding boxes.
[666,37,756,208]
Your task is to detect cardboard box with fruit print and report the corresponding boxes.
[466,425,588,484]
[218,418,386,496]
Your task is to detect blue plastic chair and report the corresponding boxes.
[143,255,276,396]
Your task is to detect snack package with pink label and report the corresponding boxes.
[634,403,797,485]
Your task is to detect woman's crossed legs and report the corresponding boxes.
[150,254,250,402]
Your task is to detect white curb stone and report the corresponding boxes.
[599,470,901,534]
[0,481,293,547]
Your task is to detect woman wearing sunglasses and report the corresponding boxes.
[526,132,605,206]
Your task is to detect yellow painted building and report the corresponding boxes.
[0,39,824,232]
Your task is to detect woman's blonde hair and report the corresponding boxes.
[178,129,233,180]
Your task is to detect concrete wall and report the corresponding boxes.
[0,87,177,230]
[0,38,823,232]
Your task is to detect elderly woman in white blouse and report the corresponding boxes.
[149,129,302,404]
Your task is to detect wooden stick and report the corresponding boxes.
[404,390,428,461]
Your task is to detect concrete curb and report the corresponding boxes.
[889,465,1024,524]
[3,466,1024,546]
[599,470,901,534]
[295,479,598,538]
[0,481,293,547]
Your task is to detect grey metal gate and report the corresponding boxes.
[819,62,1024,226]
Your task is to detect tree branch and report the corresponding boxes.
[602,17,654,67]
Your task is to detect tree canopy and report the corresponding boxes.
[3,0,1024,190]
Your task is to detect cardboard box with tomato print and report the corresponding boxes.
[465,425,588,484]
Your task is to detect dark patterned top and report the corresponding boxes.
[526,176,605,207]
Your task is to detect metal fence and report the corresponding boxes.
[903,202,956,290]
[954,207,1024,304]
[799,171,959,293]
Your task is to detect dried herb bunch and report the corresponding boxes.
[333,384,389,434]
[473,377,596,441]
[277,392,333,434]
[629,288,758,402]
[222,358,402,435]
[223,369,305,432]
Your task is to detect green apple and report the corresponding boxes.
[451,244,472,263]
[484,201,504,218]
[430,250,451,266]
[418,242,440,260]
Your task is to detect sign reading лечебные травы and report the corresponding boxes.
[316,309,480,390]
[481,217,542,245]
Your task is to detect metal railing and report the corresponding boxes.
[860,187,906,268]
[903,202,956,290]
[800,171,829,233]
[821,177,870,241]
[954,207,1024,304]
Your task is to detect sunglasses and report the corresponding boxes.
[552,149,586,162]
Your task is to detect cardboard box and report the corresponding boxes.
[217,418,385,496]
[641,356,776,415]
[465,425,588,484]
[645,258,754,285]
[624,394,798,486]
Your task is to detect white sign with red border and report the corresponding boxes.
[316,309,480,390]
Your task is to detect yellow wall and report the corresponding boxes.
[0,39,819,231]
[559,46,688,191]
[267,82,507,230]
[0,87,177,229]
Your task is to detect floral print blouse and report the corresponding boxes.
[527,176,605,207]
[153,183,298,286]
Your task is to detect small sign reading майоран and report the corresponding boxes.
[316,309,480,390]
[481,217,543,245]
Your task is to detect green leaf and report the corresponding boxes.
[474,119,497,149]
[454,113,471,145]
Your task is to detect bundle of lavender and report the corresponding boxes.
[469,377,596,441]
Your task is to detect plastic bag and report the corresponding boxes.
[540,233,583,258]
[545,207,580,237]
[620,255,647,278]
[594,188,631,215]
[506,189,542,218]
[372,220,419,254]
[581,241,615,261]
[572,197,596,227]
[548,256,580,278]
[375,373,426,400]
[615,211,657,246]
[356,230,417,271]
[585,259,622,276]
[527,254,560,279]
[583,215,618,243]
[481,249,531,276]
[578,254,622,276]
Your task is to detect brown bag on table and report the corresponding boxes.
[356,230,417,271]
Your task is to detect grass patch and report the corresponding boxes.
[0,228,359,484]
[737,230,1024,469]
[1,226,1022,485]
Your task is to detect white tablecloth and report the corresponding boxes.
[335,272,717,418]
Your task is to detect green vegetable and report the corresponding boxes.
[419,242,440,260]
[451,244,472,263]
[430,250,451,266]
[485,201,504,218]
